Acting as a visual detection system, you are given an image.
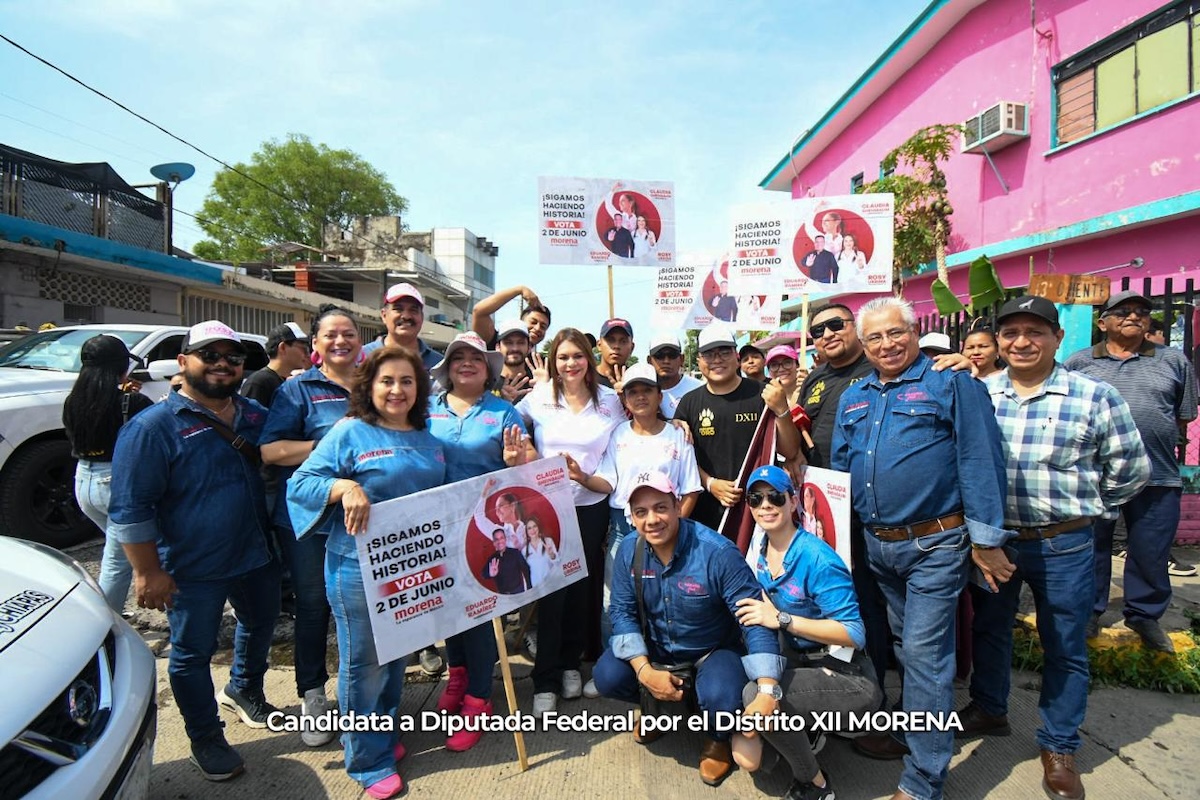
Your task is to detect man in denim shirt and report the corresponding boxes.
[593,471,784,787]
[831,297,1013,800]
[109,321,282,783]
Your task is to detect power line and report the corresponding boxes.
[0,90,174,161]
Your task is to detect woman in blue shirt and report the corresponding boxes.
[733,466,881,800]
[260,304,361,747]
[427,332,530,752]
[288,347,445,800]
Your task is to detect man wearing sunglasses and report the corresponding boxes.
[1064,290,1198,654]
[648,332,702,419]
[108,320,282,782]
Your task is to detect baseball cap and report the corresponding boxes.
[80,334,145,369]
[697,323,737,353]
[648,333,681,357]
[738,343,764,358]
[917,332,953,354]
[627,470,679,500]
[621,362,659,389]
[267,322,309,354]
[600,318,634,339]
[747,465,794,494]
[1101,289,1152,314]
[496,318,529,341]
[182,320,246,354]
[384,282,425,306]
[996,295,1060,329]
[765,345,799,367]
[430,332,503,388]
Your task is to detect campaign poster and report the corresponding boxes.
[650,253,780,331]
[745,466,852,570]
[356,457,585,665]
[538,176,675,266]
[728,195,894,296]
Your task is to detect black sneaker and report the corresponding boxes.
[1126,617,1176,654]
[785,771,835,800]
[189,730,245,781]
[217,683,279,728]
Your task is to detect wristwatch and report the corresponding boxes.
[758,683,784,701]
[776,611,792,630]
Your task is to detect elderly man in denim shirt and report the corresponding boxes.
[108,321,282,783]
[831,297,1013,800]
[593,471,784,787]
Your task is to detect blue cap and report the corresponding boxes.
[747,465,793,494]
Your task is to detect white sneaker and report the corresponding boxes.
[562,669,583,699]
[523,631,538,659]
[300,688,335,747]
[532,692,557,718]
[582,678,600,699]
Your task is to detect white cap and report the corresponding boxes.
[918,332,953,354]
[496,318,529,341]
[648,332,682,357]
[698,323,737,353]
[384,282,424,306]
[182,320,244,353]
[430,332,503,387]
[621,362,659,388]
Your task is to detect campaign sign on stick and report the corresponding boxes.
[538,176,675,266]
[745,466,852,570]
[651,253,780,331]
[356,457,585,665]
[729,195,894,296]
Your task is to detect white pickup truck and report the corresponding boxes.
[0,324,268,548]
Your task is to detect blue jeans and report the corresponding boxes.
[75,460,130,613]
[600,507,635,646]
[970,527,1093,753]
[166,559,282,741]
[1093,486,1180,622]
[326,548,405,788]
[592,646,748,742]
[865,525,969,800]
[850,512,896,709]
[445,621,498,699]
[276,527,331,696]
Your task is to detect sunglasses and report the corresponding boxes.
[652,349,682,360]
[1101,305,1150,319]
[747,490,788,508]
[191,348,247,366]
[809,317,852,338]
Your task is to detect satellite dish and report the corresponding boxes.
[150,162,196,184]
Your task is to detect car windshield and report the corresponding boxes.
[0,329,149,372]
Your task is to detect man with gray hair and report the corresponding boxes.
[831,296,1013,800]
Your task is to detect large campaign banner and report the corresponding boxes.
[649,253,780,331]
[728,195,894,296]
[356,457,585,665]
[538,176,675,266]
[745,466,852,570]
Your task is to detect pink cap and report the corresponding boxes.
[627,470,678,499]
[765,345,799,366]
[384,282,424,306]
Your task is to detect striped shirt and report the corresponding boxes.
[986,364,1150,526]
[1063,340,1197,487]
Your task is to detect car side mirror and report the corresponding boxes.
[147,359,181,380]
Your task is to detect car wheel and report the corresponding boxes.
[0,440,96,548]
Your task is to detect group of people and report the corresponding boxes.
[602,190,658,259]
[800,211,872,289]
[62,271,1194,800]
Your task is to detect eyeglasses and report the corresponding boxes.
[747,490,788,508]
[190,348,247,366]
[1102,305,1151,319]
[863,327,913,348]
[699,346,735,361]
[652,349,682,360]
[809,317,852,338]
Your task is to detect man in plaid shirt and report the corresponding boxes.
[961,295,1149,800]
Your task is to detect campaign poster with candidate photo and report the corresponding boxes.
[727,195,894,296]
[356,457,585,665]
[650,253,780,331]
[744,466,852,570]
[538,176,675,267]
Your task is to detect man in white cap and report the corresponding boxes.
[648,332,702,419]
[108,320,282,782]
[672,323,801,531]
[494,318,535,402]
[364,282,443,371]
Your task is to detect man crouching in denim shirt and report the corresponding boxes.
[593,471,784,787]
[831,298,1014,800]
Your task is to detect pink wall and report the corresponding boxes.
[790,0,1200,269]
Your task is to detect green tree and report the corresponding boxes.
[192,134,407,262]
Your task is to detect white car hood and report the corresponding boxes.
[0,367,76,399]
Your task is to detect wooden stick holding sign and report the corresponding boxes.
[492,617,529,771]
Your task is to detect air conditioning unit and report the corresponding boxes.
[961,101,1029,154]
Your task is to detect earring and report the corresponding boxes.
[310,351,322,367]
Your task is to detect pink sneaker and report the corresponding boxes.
[364,772,404,799]
[393,740,407,762]
[436,666,468,713]
[446,695,493,752]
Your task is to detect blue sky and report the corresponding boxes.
[1,0,929,353]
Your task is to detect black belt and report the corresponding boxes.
[1015,517,1092,541]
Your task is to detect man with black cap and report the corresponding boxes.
[1064,289,1197,654]
[596,317,635,388]
[738,343,766,383]
[364,282,444,370]
[108,320,282,782]
[648,332,702,418]
[240,321,311,408]
[493,317,536,401]
[962,295,1148,800]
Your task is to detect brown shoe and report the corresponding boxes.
[852,732,909,760]
[1041,750,1085,800]
[698,738,734,786]
[632,710,666,745]
[955,701,1011,738]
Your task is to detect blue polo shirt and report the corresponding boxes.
[428,393,526,483]
[830,353,1010,547]
[362,337,444,371]
[259,366,352,529]
[108,392,272,582]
